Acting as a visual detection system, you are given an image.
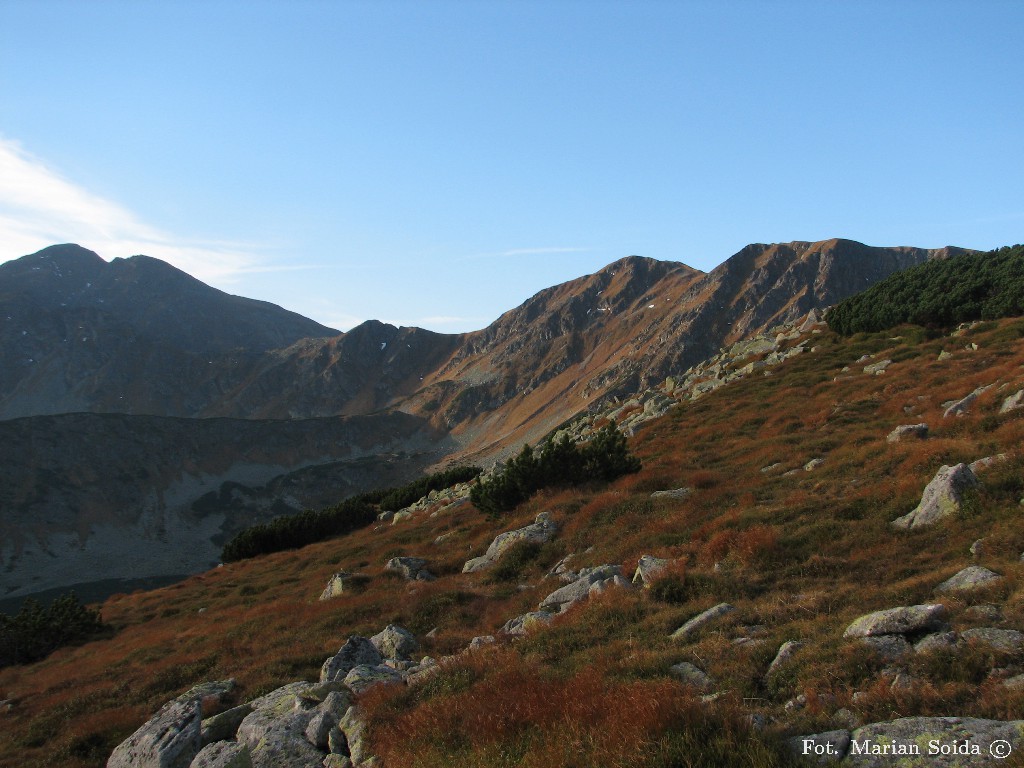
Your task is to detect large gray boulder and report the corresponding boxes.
[236,705,322,768]
[342,664,405,695]
[190,741,253,768]
[891,464,979,529]
[321,638,383,683]
[670,603,736,641]
[108,680,235,768]
[1000,389,1024,414]
[843,605,946,638]
[538,565,621,613]
[384,557,433,581]
[463,512,557,573]
[935,566,1003,593]
[369,625,418,661]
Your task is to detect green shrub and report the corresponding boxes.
[828,245,1024,335]
[470,424,641,517]
[221,465,480,561]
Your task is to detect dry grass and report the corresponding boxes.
[5,318,1024,766]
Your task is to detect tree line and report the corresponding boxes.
[470,423,641,517]
[221,465,480,562]
[827,245,1024,335]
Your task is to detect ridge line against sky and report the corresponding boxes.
[0,1,1020,333]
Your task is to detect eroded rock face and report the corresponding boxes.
[891,464,979,529]
[843,605,947,638]
[108,680,235,768]
[190,741,253,768]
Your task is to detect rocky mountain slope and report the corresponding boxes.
[0,239,969,603]
[4,309,1024,768]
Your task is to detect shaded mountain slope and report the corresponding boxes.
[4,312,1024,767]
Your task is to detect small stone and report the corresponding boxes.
[669,662,714,691]
[965,604,1002,622]
[843,604,947,637]
[650,488,692,501]
[804,458,825,471]
[632,555,671,586]
[960,628,1024,652]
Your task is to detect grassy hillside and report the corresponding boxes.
[5,316,1024,766]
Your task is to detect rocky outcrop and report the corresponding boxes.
[463,512,558,573]
[891,464,979,529]
[369,625,418,661]
[320,638,383,683]
[538,565,626,613]
[107,680,236,768]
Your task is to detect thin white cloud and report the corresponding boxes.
[0,136,274,285]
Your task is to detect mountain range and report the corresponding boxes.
[0,239,969,602]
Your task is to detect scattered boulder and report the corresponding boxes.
[943,385,991,418]
[501,611,554,636]
[914,632,960,654]
[863,359,892,375]
[804,457,825,471]
[463,512,557,573]
[886,424,928,443]
[843,605,946,638]
[384,557,434,581]
[650,488,692,501]
[632,555,672,586]
[969,454,1008,473]
[964,604,1002,622]
[935,566,1003,593]
[319,572,359,601]
[108,680,235,768]
[669,662,714,692]
[369,625,418,661]
[468,636,496,650]
[766,640,804,677]
[999,389,1024,414]
[860,635,911,661]
[960,628,1024,653]
[538,565,623,613]
[891,464,979,529]
[670,603,736,641]
[320,637,383,683]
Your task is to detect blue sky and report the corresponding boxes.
[1,1,1021,333]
